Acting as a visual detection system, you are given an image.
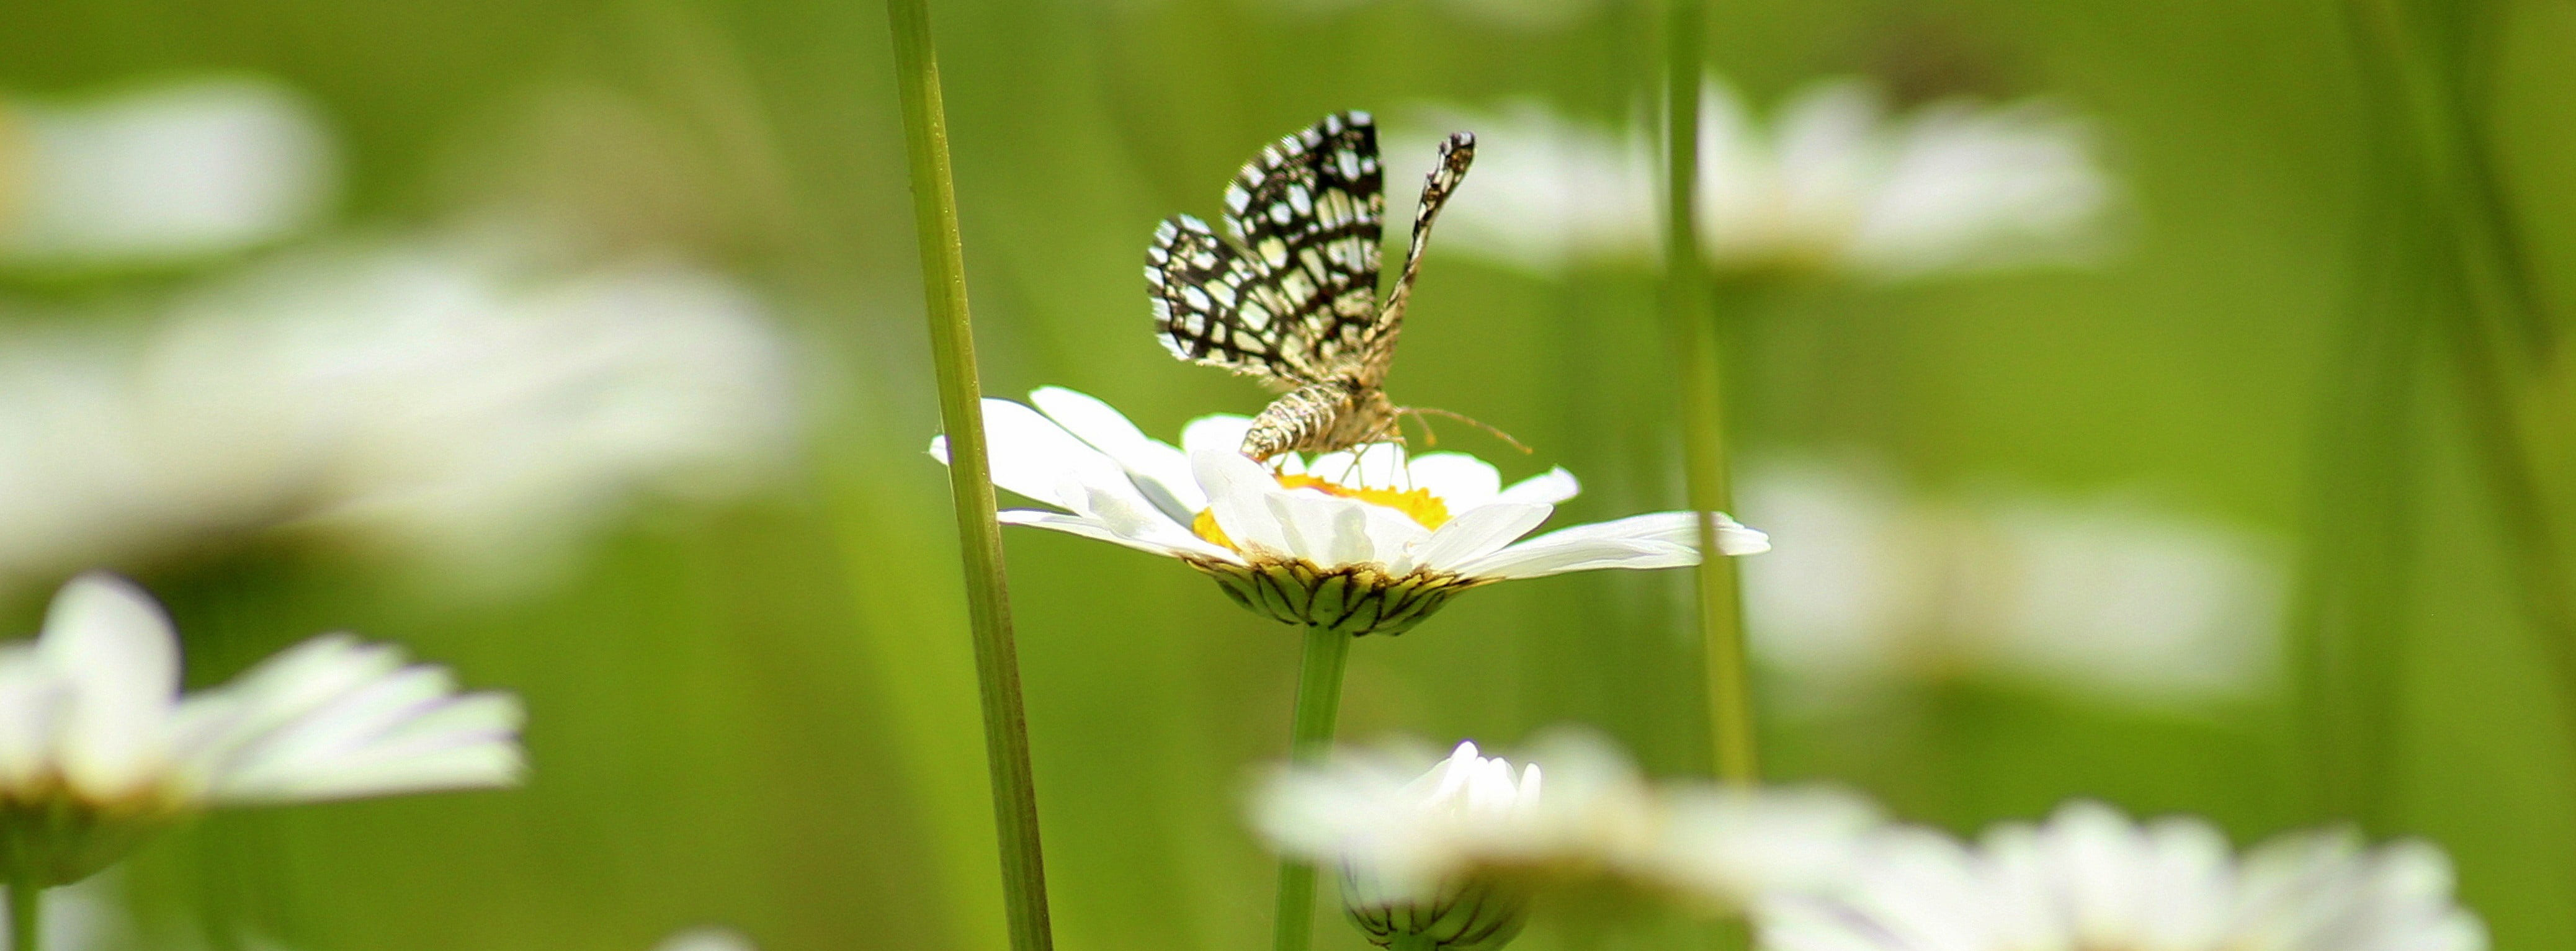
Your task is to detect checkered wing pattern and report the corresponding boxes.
[1148,111,1385,383]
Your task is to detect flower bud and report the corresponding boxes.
[1343,868,1531,950]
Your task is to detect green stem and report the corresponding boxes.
[2340,0,2576,807]
[1271,624,1354,951]
[880,2,1053,950]
[2289,100,2425,826]
[1390,933,1436,951]
[1660,0,1757,784]
[10,880,37,951]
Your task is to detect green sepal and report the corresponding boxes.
[1190,558,1480,637]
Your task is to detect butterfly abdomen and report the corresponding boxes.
[1243,378,1399,461]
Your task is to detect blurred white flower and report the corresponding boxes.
[1402,76,2110,279]
[1738,460,2285,708]
[0,239,798,592]
[0,77,336,267]
[1758,800,2488,951]
[1255,733,1882,947]
[933,388,1766,636]
[1264,0,1601,31]
[653,926,756,951]
[0,572,522,890]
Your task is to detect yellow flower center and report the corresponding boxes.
[1192,473,1452,551]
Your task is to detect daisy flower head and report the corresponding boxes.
[0,572,523,890]
[1408,75,2111,281]
[1253,732,1882,948]
[1758,800,2488,951]
[1739,460,2285,711]
[932,388,1767,637]
[0,238,797,596]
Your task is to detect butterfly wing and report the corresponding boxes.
[1148,111,1385,383]
[1359,131,1475,382]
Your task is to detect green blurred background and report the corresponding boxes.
[1,0,2572,947]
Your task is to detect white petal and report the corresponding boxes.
[1180,414,1254,456]
[942,398,1134,515]
[1264,489,1365,565]
[1656,785,1884,903]
[1030,386,1203,514]
[1196,447,1295,558]
[1757,895,1911,951]
[1447,512,1724,579]
[1359,505,1436,573]
[1496,467,1581,506]
[1413,503,1552,571]
[40,572,179,798]
[172,635,400,769]
[996,509,1239,563]
[230,736,521,803]
[204,658,522,804]
[1272,484,1434,570]
[0,651,63,790]
[1541,510,1767,554]
[1404,453,1502,510]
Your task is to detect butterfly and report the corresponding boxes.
[1147,111,1475,462]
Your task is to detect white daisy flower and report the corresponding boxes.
[0,77,336,268]
[0,238,798,595]
[1759,800,2488,951]
[0,572,524,891]
[1738,460,2284,709]
[932,388,1767,636]
[1254,733,1882,948]
[1405,76,2111,280]
[653,926,756,951]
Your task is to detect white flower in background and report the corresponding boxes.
[1254,733,1882,947]
[1402,76,2109,279]
[1758,800,2488,951]
[1266,0,1603,31]
[932,388,1766,636]
[1738,460,2284,708]
[0,77,336,267]
[0,573,522,891]
[0,238,798,594]
[653,926,756,951]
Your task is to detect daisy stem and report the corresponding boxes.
[882,2,1054,950]
[9,880,35,951]
[1271,623,1354,951]
[1660,0,1758,784]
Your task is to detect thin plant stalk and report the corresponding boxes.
[10,880,35,951]
[1661,0,1758,784]
[2335,0,2576,910]
[881,1,1053,949]
[2288,150,2425,825]
[1271,624,1354,951]
[2341,0,2576,795]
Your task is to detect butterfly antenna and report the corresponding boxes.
[1408,410,1442,448]
[1399,406,1532,455]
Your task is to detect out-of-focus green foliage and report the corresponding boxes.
[1,0,2572,949]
